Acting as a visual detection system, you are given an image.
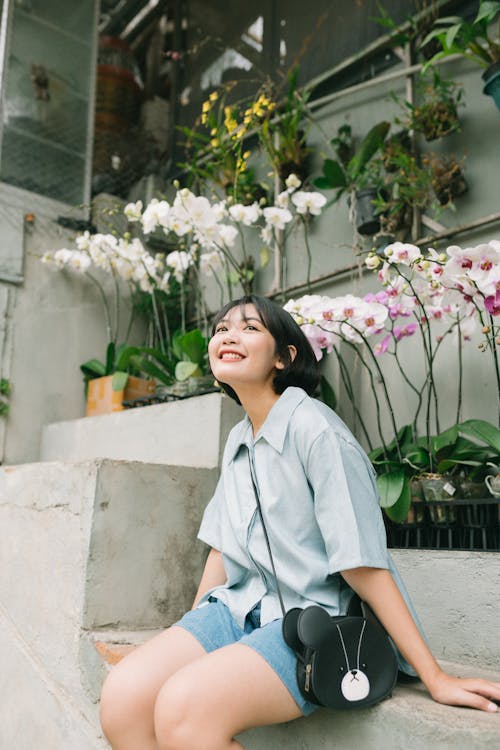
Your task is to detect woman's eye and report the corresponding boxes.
[215,326,227,333]
[245,324,258,331]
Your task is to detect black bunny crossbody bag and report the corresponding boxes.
[248,454,398,710]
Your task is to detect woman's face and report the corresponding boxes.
[208,303,284,393]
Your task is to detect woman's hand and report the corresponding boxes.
[426,668,500,713]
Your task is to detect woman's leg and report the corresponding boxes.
[153,643,303,750]
[100,625,206,750]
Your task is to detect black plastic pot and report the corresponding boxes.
[482,61,500,111]
[354,188,381,235]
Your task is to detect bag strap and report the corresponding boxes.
[247,450,287,617]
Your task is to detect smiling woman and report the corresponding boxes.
[100,294,500,750]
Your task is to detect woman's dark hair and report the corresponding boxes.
[211,294,320,404]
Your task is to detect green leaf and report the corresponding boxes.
[175,361,202,381]
[115,346,142,372]
[385,477,412,523]
[80,359,106,377]
[377,467,405,508]
[313,176,337,190]
[135,358,174,385]
[445,23,463,49]
[173,328,207,367]
[458,419,500,453]
[105,342,116,376]
[319,375,336,410]
[349,121,390,179]
[322,159,346,188]
[475,2,500,24]
[432,424,458,453]
[111,371,129,392]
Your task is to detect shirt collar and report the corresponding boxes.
[227,387,308,462]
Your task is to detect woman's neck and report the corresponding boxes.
[236,386,281,437]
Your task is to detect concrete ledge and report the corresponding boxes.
[239,661,500,750]
[40,392,243,467]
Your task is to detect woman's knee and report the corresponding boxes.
[100,663,151,741]
[154,676,219,750]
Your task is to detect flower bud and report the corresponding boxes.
[482,325,491,334]
[173,179,180,189]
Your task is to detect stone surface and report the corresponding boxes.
[0,459,217,749]
[239,661,500,750]
[40,392,243,468]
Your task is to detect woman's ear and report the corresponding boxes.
[275,345,297,370]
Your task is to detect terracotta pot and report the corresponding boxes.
[86,375,155,416]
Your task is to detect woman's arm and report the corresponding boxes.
[341,566,500,713]
[192,548,227,609]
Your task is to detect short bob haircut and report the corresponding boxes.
[211,294,320,405]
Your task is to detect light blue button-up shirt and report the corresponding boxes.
[198,386,422,674]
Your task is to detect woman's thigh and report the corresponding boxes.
[154,643,303,748]
[100,625,205,736]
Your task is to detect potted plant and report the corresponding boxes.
[257,67,312,184]
[0,378,11,418]
[422,1,500,110]
[422,152,468,207]
[314,121,390,235]
[371,143,433,237]
[125,328,216,400]
[81,342,155,416]
[396,69,464,141]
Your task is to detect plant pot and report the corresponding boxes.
[86,375,155,416]
[421,474,457,502]
[156,374,218,400]
[413,102,460,141]
[482,62,500,111]
[433,167,468,206]
[354,188,381,235]
[458,480,486,500]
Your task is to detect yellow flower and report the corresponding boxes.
[202,100,211,113]
[201,113,208,125]
[243,115,252,126]
[210,127,217,135]
[211,138,220,147]
[243,150,251,159]
[209,91,219,102]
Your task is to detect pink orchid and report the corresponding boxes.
[485,290,500,316]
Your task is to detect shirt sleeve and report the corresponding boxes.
[306,428,389,575]
[197,474,224,550]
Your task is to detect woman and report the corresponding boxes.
[100,295,500,750]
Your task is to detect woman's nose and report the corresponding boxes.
[222,327,239,343]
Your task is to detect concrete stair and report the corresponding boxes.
[1,398,499,749]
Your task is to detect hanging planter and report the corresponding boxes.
[424,154,468,207]
[354,188,382,235]
[483,61,500,111]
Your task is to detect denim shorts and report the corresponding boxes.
[174,597,318,716]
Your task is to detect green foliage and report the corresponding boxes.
[313,122,390,200]
[125,328,209,386]
[422,2,500,69]
[0,379,10,418]
[370,419,500,521]
[80,342,143,394]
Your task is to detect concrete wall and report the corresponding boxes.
[1,59,499,465]
[0,184,145,466]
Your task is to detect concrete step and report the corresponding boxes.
[40,391,242,467]
[240,660,500,750]
[91,629,500,750]
[0,458,218,750]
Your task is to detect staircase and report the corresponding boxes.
[0,394,499,749]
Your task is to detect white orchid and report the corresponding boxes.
[285,173,301,190]
[124,200,143,222]
[262,206,293,231]
[291,190,327,216]
[228,202,261,226]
